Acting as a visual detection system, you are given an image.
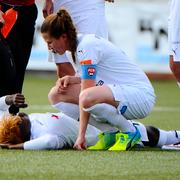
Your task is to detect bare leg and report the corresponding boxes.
[79,85,119,109]
[48,83,81,105]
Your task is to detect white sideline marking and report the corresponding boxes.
[27,105,180,112]
[153,107,180,112]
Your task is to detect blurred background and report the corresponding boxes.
[29,0,170,76]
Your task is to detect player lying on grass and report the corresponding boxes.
[0,94,179,150]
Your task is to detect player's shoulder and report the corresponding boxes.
[77,34,102,48]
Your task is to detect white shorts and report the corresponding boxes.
[108,84,156,120]
[168,0,180,62]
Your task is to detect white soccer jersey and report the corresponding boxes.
[168,0,180,61]
[0,96,9,119]
[49,0,108,63]
[76,34,153,89]
[24,112,101,150]
[75,34,155,119]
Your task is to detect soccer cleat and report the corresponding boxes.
[108,127,141,151]
[88,130,119,150]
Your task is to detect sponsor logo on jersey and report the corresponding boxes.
[51,114,59,119]
[96,80,104,86]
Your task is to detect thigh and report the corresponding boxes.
[80,85,118,108]
[49,83,81,104]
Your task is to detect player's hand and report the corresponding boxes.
[73,136,87,150]
[0,143,10,149]
[56,76,71,93]
[56,76,80,93]
[42,0,54,18]
[0,10,5,28]
[5,93,28,108]
[105,0,114,3]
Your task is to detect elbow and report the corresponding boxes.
[43,135,59,149]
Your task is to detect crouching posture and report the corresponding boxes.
[41,9,156,151]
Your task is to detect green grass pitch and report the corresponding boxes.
[0,73,180,180]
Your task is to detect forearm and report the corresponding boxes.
[78,108,90,138]
[8,143,24,149]
[24,135,61,150]
[56,63,75,78]
[78,80,96,137]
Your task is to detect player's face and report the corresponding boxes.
[17,113,31,142]
[42,32,69,55]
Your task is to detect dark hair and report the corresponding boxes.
[41,9,77,63]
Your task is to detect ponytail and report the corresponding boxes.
[41,9,77,63]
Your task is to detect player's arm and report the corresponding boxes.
[5,94,28,108]
[105,0,114,2]
[0,134,65,150]
[169,56,180,87]
[74,60,97,150]
[0,143,24,149]
[23,134,65,150]
[42,0,53,18]
[56,62,75,78]
[0,9,5,26]
[80,60,97,90]
[0,94,27,112]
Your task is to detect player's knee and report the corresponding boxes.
[79,90,96,109]
[48,87,60,105]
[144,126,160,147]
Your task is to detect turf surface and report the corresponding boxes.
[0,73,180,179]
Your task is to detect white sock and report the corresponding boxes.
[84,103,136,132]
[157,129,180,147]
[52,102,79,120]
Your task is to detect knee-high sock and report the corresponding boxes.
[83,103,136,132]
[52,102,79,120]
[157,129,180,147]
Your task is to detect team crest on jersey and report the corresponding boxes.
[87,67,96,76]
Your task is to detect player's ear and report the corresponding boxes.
[61,33,67,39]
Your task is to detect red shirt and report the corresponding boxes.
[0,0,35,6]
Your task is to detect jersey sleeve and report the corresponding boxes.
[48,51,69,63]
[76,36,101,65]
[23,134,66,150]
[0,96,9,111]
